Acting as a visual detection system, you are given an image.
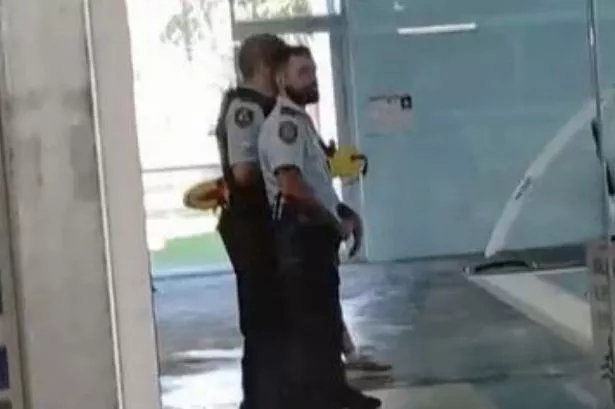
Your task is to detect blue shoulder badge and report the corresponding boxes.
[278,120,298,144]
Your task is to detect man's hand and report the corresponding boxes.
[339,218,354,241]
[337,204,363,257]
[347,211,363,258]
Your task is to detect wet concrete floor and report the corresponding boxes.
[155,261,605,409]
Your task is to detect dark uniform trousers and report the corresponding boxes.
[217,204,283,409]
[274,206,347,409]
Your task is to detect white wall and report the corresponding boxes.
[0,0,160,408]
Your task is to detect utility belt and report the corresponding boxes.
[217,186,272,245]
[273,202,341,276]
[272,196,341,249]
[217,190,276,274]
[223,185,270,219]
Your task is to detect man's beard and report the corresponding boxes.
[285,84,319,106]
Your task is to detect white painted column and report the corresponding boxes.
[87,0,162,407]
[0,0,161,408]
[0,115,25,409]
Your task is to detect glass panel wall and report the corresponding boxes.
[341,0,609,407]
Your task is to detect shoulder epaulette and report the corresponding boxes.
[233,87,275,116]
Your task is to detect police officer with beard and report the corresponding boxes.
[214,33,287,409]
[259,45,381,409]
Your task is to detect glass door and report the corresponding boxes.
[584,0,615,405]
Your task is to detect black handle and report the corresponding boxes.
[351,154,369,176]
[591,118,615,196]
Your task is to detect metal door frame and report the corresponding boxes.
[0,12,27,408]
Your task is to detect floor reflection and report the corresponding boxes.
[161,364,241,409]
[155,262,603,409]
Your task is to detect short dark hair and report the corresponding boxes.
[237,34,287,79]
[272,45,313,73]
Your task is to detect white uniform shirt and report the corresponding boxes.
[258,97,341,220]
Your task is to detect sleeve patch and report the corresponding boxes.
[278,121,298,144]
[234,107,254,128]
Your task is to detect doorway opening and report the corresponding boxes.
[128,0,346,280]
[124,0,347,407]
[128,0,235,278]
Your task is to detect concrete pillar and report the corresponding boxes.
[0,0,161,408]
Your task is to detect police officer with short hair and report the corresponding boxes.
[259,45,381,409]
[214,33,287,409]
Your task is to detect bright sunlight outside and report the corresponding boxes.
[126,0,340,275]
